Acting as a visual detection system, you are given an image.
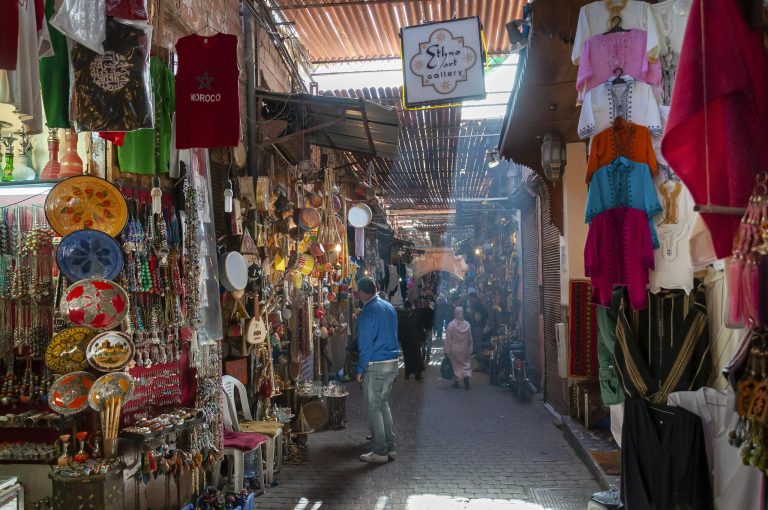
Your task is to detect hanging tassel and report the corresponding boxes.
[728,256,746,327]
[151,176,162,215]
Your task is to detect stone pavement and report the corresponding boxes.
[256,360,599,510]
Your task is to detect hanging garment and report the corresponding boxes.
[648,176,696,294]
[621,398,713,510]
[586,157,662,248]
[689,215,717,269]
[586,118,656,183]
[572,0,660,65]
[651,0,692,105]
[614,285,711,403]
[105,0,148,20]
[0,0,52,134]
[175,33,240,149]
[661,0,768,260]
[39,0,71,129]
[578,78,662,139]
[70,18,152,132]
[702,268,746,390]
[585,208,655,310]
[50,0,106,54]
[668,388,761,510]
[117,58,175,174]
[0,0,19,70]
[576,29,662,103]
[597,287,625,406]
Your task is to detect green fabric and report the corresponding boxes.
[597,297,625,406]
[39,0,71,128]
[117,57,175,174]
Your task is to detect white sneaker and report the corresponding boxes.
[388,450,396,460]
[359,452,389,464]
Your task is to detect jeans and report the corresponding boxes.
[363,359,399,456]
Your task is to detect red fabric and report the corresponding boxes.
[568,280,599,379]
[584,207,655,311]
[223,430,268,451]
[175,33,240,149]
[99,132,126,146]
[661,0,768,259]
[105,0,148,20]
[34,0,45,31]
[0,0,19,70]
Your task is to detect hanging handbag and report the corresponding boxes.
[440,355,454,380]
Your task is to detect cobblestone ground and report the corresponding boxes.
[256,353,599,510]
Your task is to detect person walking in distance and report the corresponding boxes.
[444,307,473,390]
[355,277,401,463]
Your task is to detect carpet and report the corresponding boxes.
[569,280,599,379]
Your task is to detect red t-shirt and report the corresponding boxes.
[174,33,240,149]
[105,0,148,20]
[0,0,20,70]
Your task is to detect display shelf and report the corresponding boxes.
[0,179,62,188]
[119,415,205,443]
[0,459,56,465]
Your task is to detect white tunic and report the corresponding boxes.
[578,78,662,139]
[0,0,52,134]
[668,389,763,510]
[572,0,660,65]
[702,267,746,390]
[651,0,692,104]
[649,176,695,295]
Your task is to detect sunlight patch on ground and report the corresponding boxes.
[292,498,322,510]
[406,495,546,510]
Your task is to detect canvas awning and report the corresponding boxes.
[256,90,400,163]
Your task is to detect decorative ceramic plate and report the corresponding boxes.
[49,371,96,415]
[56,230,123,282]
[86,331,135,371]
[45,327,97,374]
[60,278,129,330]
[88,372,134,411]
[45,175,128,237]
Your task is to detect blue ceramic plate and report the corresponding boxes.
[56,230,123,282]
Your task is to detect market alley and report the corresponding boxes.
[257,360,599,510]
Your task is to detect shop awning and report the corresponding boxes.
[256,90,400,163]
[410,248,468,280]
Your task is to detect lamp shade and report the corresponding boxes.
[541,128,566,182]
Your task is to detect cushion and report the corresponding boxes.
[223,430,268,451]
[239,420,284,437]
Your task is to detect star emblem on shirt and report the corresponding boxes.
[196,71,215,91]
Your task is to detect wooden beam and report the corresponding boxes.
[358,97,377,157]
[260,118,344,146]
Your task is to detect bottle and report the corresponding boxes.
[1,137,14,182]
[58,128,82,177]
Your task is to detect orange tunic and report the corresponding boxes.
[586,118,657,184]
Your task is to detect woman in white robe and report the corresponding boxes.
[444,307,473,390]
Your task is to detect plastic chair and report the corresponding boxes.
[222,375,283,484]
[219,389,269,492]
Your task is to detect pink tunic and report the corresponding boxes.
[585,207,655,310]
[577,29,662,103]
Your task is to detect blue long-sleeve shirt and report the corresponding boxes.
[357,296,400,374]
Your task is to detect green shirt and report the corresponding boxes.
[117,57,175,174]
[39,0,71,128]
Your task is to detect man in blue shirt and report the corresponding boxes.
[355,277,401,463]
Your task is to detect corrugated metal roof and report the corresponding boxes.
[272,0,525,63]
[322,86,502,214]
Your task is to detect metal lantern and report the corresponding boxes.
[541,128,566,182]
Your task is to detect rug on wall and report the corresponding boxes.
[569,279,599,379]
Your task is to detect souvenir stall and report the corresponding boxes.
[0,0,246,508]
[574,1,767,508]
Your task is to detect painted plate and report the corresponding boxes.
[49,371,96,415]
[45,327,98,374]
[60,278,129,330]
[45,175,128,237]
[88,372,134,411]
[56,230,123,282]
[86,331,135,371]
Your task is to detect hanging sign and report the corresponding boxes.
[400,17,487,108]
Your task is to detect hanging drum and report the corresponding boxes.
[295,253,316,276]
[347,203,372,228]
